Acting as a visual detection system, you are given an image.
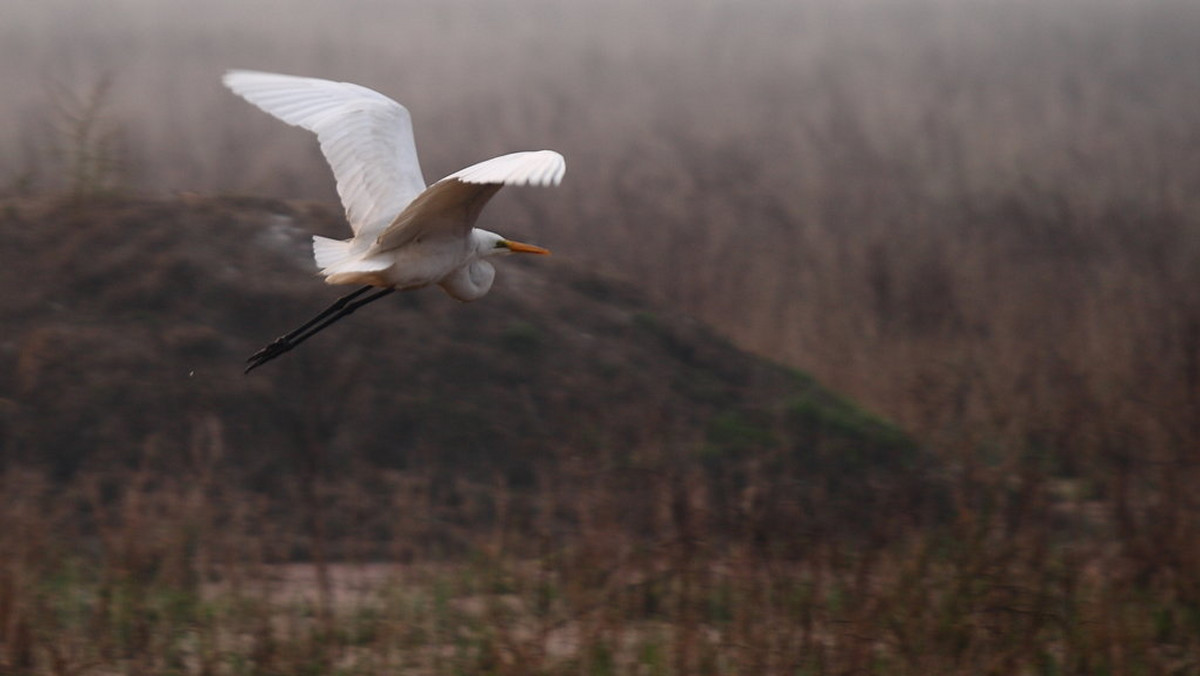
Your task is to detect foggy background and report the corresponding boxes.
[5,0,1198,450]
[3,0,1200,671]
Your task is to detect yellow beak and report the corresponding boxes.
[504,239,551,255]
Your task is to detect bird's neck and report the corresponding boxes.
[440,257,496,302]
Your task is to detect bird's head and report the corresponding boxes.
[475,229,551,258]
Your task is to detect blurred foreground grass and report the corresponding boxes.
[2,459,1198,675]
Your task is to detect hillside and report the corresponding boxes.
[0,194,933,536]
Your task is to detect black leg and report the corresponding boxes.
[246,286,372,366]
[244,286,396,373]
[278,285,374,342]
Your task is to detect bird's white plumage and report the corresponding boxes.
[224,69,563,295]
[222,70,427,240]
[371,150,565,252]
[312,235,355,270]
[444,150,566,187]
[229,70,565,371]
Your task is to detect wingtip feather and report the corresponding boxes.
[445,150,566,187]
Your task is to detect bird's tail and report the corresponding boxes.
[312,236,393,285]
[312,235,355,270]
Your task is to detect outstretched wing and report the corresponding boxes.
[372,150,565,252]
[222,70,427,240]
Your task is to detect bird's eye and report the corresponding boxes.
[495,241,508,249]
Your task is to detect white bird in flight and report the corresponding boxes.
[222,70,565,372]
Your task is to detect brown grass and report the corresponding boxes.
[0,440,1196,674]
[1,0,1199,672]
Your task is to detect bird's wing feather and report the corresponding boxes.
[222,70,427,240]
[442,149,566,187]
[372,150,565,252]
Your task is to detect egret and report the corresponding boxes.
[222,70,565,373]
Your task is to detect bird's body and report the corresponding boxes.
[317,227,479,292]
[221,70,564,371]
[321,228,515,301]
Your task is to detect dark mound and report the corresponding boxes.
[0,195,942,539]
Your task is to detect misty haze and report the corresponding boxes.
[1,0,1198,672]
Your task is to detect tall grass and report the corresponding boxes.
[2,0,1199,671]
[1,433,1197,673]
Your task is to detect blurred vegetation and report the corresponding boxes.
[0,195,945,673]
[1,0,1199,672]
